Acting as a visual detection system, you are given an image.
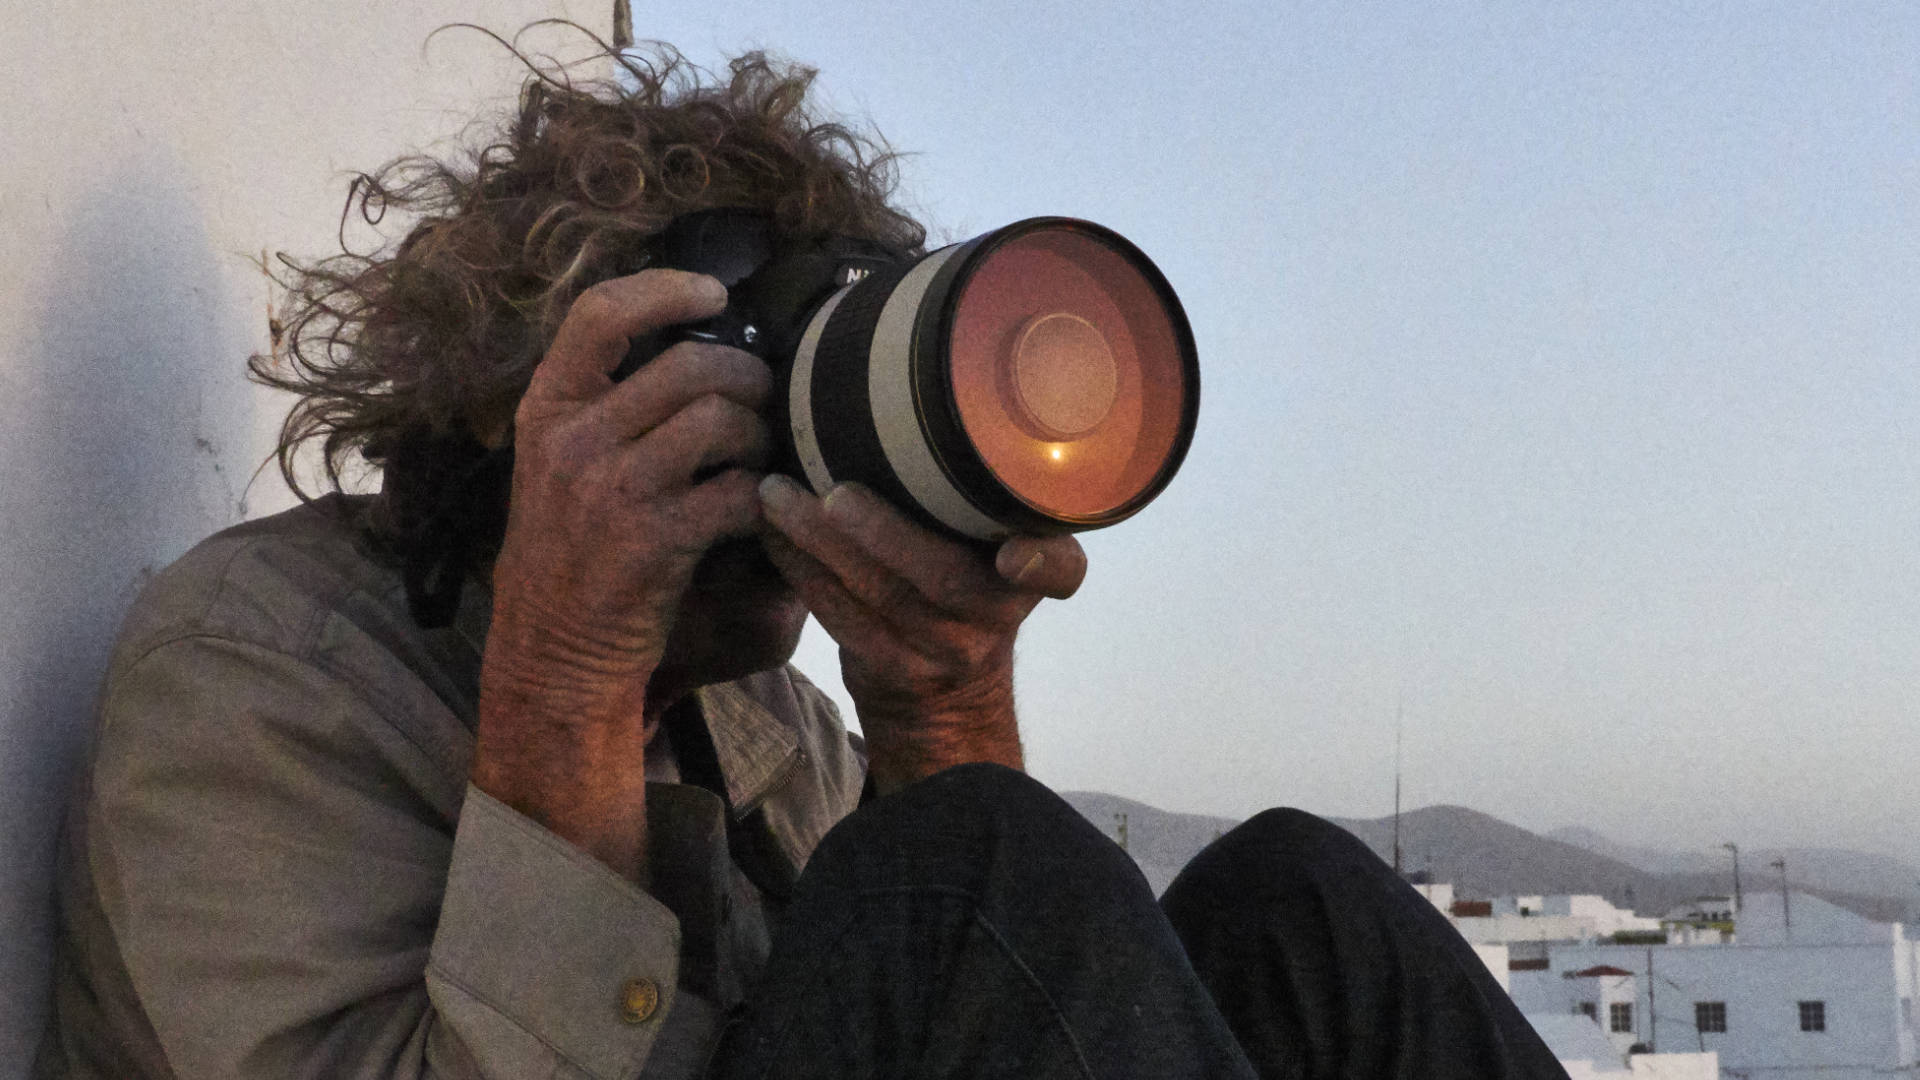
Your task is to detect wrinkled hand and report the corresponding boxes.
[484,270,770,716]
[475,269,770,879]
[757,475,1086,796]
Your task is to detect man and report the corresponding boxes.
[38,31,1567,1080]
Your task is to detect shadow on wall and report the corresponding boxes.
[0,153,259,1066]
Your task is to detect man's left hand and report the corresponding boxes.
[756,474,1086,796]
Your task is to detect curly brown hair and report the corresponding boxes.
[249,24,926,623]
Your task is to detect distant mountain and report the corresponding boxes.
[1057,793,1918,924]
[1543,827,1718,876]
[1545,827,1920,913]
[1056,791,1238,896]
[1756,848,1920,904]
[1324,804,1659,908]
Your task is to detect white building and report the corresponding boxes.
[1447,892,1663,938]
[1524,891,1920,1080]
[1443,891,1666,967]
[1529,1014,1718,1080]
[1417,883,1720,1077]
[1660,896,1737,946]
[1412,881,1456,912]
[1663,896,1737,926]
[1497,895,1669,938]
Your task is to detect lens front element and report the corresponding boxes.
[948,225,1194,522]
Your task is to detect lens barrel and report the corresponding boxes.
[789,217,1198,540]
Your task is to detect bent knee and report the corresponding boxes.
[813,762,1112,874]
[791,762,1161,928]
[1170,807,1384,899]
[882,762,1077,832]
[1212,806,1367,858]
[1238,806,1363,854]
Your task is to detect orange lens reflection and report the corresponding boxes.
[947,228,1190,519]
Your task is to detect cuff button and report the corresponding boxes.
[621,978,660,1024]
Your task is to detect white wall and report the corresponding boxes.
[1550,941,1907,1075]
[1,2,608,1068]
[1412,881,1455,913]
[1552,895,1664,937]
[1454,913,1599,945]
[1470,943,1512,993]
[1510,970,1578,1017]
[1736,891,1894,947]
[1544,1051,1718,1080]
[1893,926,1917,1065]
[1625,1053,1716,1080]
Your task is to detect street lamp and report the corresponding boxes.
[1722,843,1742,914]
[1770,857,1790,933]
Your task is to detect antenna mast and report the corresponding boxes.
[1392,695,1404,875]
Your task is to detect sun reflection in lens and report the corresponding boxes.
[948,224,1194,520]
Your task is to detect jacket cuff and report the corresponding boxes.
[427,784,680,1080]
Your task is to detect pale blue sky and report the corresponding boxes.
[606,2,1919,865]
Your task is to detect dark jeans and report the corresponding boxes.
[708,764,1567,1079]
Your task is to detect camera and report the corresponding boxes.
[618,208,1199,540]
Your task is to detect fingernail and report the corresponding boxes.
[1012,551,1045,585]
[822,483,861,522]
[759,473,802,513]
[695,274,727,302]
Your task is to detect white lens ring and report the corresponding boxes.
[789,284,854,495]
[866,246,1011,541]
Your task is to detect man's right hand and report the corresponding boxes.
[471,270,770,883]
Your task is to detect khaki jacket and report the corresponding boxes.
[36,495,867,1079]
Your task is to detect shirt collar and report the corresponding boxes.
[693,677,802,814]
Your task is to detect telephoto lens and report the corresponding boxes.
[622,210,1199,541]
